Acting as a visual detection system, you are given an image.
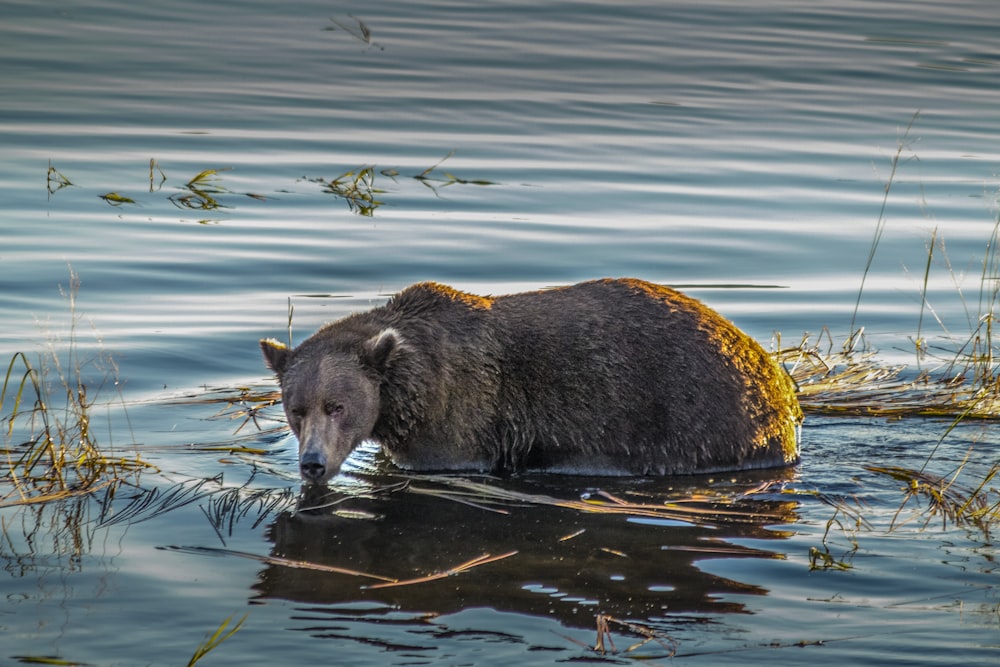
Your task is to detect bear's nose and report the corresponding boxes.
[300,451,327,482]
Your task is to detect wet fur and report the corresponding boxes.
[261,279,802,483]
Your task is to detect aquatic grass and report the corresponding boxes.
[556,614,678,658]
[169,167,234,213]
[200,484,299,536]
[866,462,999,537]
[166,384,285,439]
[96,475,223,528]
[1,273,153,510]
[98,192,136,206]
[149,158,167,191]
[97,472,300,534]
[10,656,90,666]
[306,152,495,215]
[593,614,679,658]
[308,166,385,216]
[776,334,1000,419]
[809,500,865,571]
[412,150,497,193]
[45,154,490,218]
[849,110,921,342]
[794,116,1000,549]
[46,160,73,195]
[187,613,248,667]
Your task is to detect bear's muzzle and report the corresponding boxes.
[299,449,329,482]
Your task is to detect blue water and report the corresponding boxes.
[2,0,999,664]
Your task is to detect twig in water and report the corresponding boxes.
[363,550,518,590]
[161,545,397,583]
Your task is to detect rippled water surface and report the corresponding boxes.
[2,1,999,664]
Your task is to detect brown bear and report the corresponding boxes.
[260,278,802,484]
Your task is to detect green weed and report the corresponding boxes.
[309,165,385,216]
[187,613,248,667]
[46,160,74,195]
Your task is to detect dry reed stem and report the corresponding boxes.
[776,342,1000,419]
[0,478,118,509]
[363,550,519,590]
[401,475,784,525]
[593,614,679,657]
[163,545,397,582]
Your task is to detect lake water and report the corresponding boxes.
[2,0,999,664]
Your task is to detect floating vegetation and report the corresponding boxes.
[98,192,136,206]
[412,150,498,194]
[169,384,284,437]
[307,166,385,216]
[46,160,74,195]
[186,613,248,667]
[10,656,92,666]
[789,112,1000,550]
[46,153,493,218]
[306,152,495,215]
[169,167,233,212]
[807,494,867,571]
[149,158,167,191]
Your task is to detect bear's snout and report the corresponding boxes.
[299,449,328,482]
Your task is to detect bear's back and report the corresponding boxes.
[371,279,800,476]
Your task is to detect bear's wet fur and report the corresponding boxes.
[261,278,802,484]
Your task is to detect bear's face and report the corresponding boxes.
[277,354,380,483]
[261,329,402,484]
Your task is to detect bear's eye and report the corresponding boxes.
[325,402,344,416]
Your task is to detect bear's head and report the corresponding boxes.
[260,328,403,484]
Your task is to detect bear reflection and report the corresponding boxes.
[253,474,798,627]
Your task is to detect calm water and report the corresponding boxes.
[2,0,999,664]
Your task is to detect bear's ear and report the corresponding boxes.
[362,327,405,373]
[260,338,290,377]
